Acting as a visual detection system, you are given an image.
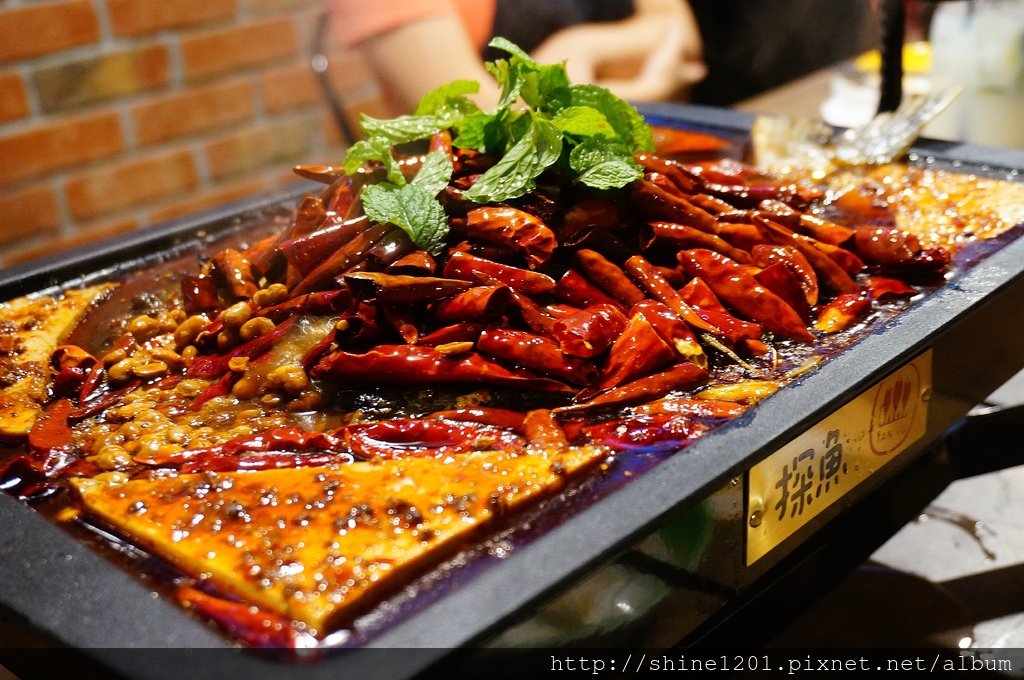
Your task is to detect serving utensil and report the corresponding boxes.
[750,86,963,178]
[752,0,963,178]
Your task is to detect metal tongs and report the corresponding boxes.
[752,0,962,178]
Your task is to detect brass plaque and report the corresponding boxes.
[746,351,932,565]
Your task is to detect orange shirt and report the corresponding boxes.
[330,0,496,50]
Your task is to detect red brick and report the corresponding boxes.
[35,45,170,113]
[65,151,198,221]
[261,62,320,113]
[181,18,298,81]
[0,113,124,185]
[4,217,138,266]
[0,184,61,246]
[205,119,311,180]
[149,178,266,223]
[0,1,100,64]
[106,0,236,37]
[132,80,254,145]
[0,72,29,123]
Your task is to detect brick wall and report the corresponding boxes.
[0,0,386,266]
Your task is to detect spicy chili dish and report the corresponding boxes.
[3,39,1023,648]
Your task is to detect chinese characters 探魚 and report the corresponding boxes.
[773,429,849,521]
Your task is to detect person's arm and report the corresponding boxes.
[330,0,500,113]
[358,14,501,113]
[531,0,705,102]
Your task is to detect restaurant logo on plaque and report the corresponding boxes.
[869,363,921,457]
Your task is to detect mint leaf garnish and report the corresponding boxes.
[339,37,658,240]
[553,106,616,139]
[569,138,643,190]
[411,150,454,197]
[359,113,448,146]
[464,113,562,203]
[362,183,449,256]
[569,84,654,152]
[452,111,497,152]
[415,80,481,118]
[343,138,405,185]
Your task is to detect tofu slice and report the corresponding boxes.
[0,284,115,440]
[71,445,608,634]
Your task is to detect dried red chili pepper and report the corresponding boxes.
[815,293,872,334]
[70,379,142,421]
[183,451,349,473]
[431,286,512,324]
[258,290,352,323]
[677,278,763,348]
[561,227,635,264]
[312,345,574,393]
[212,248,259,300]
[279,215,370,280]
[442,251,556,296]
[387,250,437,276]
[574,249,646,306]
[630,299,706,365]
[343,418,522,460]
[426,407,526,432]
[554,269,624,311]
[632,395,746,419]
[139,427,347,467]
[522,409,569,449]
[754,262,811,319]
[363,228,416,270]
[755,217,861,295]
[644,221,751,264]
[417,323,487,347]
[188,372,239,411]
[635,153,700,194]
[852,225,950,277]
[552,303,627,359]
[629,180,719,232]
[624,255,721,336]
[545,303,583,319]
[599,313,676,390]
[702,181,821,210]
[50,345,99,399]
[177,587,300,648]
[505,288,559,338]
[478,328,598,385]
[560,198,626,240]
[556,362,709,415]
[181,274,221,316]
[187,317,297,379]
[678,249,815,342]
[688,193,736,215]
[584,413,710,452]
[864,276,916,300]
[463,206,557,269]
[382,304,419,344]
[344,271,471,304]
[649,126,731,156]
[714,220,767,251]
[751,244,819,306]
[757,200,854,246]
[291,223,393,295]
[26,398,75,476]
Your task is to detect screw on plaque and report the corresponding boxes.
[749,500,764,528]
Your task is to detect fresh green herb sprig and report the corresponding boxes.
[343,37,654,254]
